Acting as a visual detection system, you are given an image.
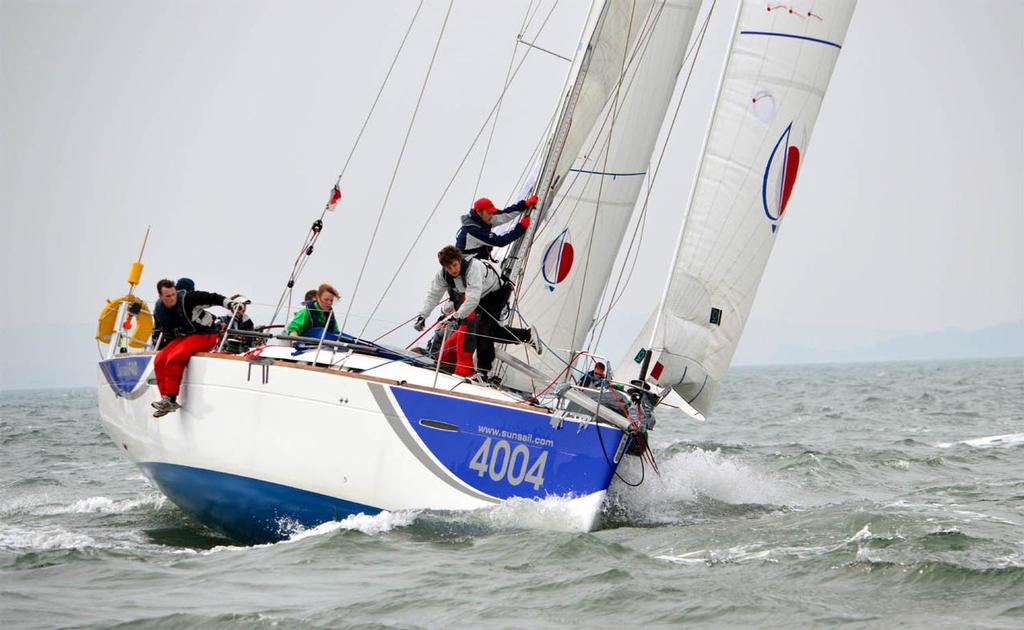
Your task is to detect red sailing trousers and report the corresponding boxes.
[439,314,475,377]
[154,333,219,397]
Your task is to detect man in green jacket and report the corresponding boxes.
[286,283,340,340]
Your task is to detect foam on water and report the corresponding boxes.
[934,432,1024,449]
[470,492,606,532]
[202,510,422,554]
[653,523,878,567]
[606,446,796,522]
[37,493,167,515]
[0,524,98,551]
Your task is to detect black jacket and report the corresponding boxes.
[152,289,229,348]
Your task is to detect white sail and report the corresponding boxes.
[502,0,701,389]
[619,0,857,415]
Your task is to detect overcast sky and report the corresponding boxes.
[2,0,1022,389]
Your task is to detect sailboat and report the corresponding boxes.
[96,0,856,544]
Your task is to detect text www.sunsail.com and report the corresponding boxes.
[477,425,554,448]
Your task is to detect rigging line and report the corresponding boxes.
[509,0,664,280]
[356,1,562,339]
[472,1,536,201]
[343,0,456,334]
[589,0,717,350]
[644,0,732,355]
[512,0,667,292]
[268,1,425,326]
[503,105,558,206]
[515,35,573,62]
[569,0,642,354]
[335,0,426,186]
[510,0,668,304]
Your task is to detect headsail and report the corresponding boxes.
[620,0,857,415]
[502,0,701,390]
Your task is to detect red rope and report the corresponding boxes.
[373,315,418,343]
[405,318,443,350]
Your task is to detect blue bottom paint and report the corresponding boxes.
[139,462,380,544]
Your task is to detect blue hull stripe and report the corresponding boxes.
[369,384,499,503]
[139,462,380,544]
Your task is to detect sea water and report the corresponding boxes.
[2,359,1022,628]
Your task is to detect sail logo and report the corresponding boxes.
[541,228,574,292]
[761,121,801,233]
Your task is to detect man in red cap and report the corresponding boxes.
[455,195,538,261]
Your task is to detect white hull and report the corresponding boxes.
[98,350,628,542]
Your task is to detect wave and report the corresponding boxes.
[655,524,878,566]
[934,433,1024,449]
[35,494,167,515]
[0,524,98,552]
[201,509,422,554]
[603,446,798,526]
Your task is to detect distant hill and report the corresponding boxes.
[735,321,1024,366]
[840,322,1024,363]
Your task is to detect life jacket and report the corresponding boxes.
[443,257,506,312]
[303,301,339,333]
[443,257,474,308]
[154,290,219,340]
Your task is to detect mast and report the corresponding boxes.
[498,0,703,391]
[502,1,610,285]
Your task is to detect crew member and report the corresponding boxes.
[456,195,538,261]
[151,278,245,417]
[218,294,256,353]
[151,277,198,349]
[286,283,340,340]
[579,362,608,389]
[415,246,542,381]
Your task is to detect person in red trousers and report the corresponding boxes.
[150,278,245,417]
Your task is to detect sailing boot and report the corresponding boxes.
[151,395,174,411]
[153,400,181,418]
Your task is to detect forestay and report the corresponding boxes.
[502,0,701,390]
[619,0,857,415]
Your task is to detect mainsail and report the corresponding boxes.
[619,0,857,415]
[502,0,701,389]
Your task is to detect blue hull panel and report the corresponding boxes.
[139,462,380,544]
[99,355,152,397]
[390,387,626,499]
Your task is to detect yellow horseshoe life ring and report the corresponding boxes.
[97,295,154,349]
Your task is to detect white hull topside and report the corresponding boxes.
[97,348,628,542]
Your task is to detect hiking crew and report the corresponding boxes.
[286,284,340,340]
[456,195,537,261]
[151,278,246,417]
[416,246,541,381]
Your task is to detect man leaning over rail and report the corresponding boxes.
[150,278,246,418]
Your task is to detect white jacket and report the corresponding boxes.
[419,258,501,321]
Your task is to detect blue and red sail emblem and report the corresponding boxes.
[761,121,802,233]
[541,228,574,292]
